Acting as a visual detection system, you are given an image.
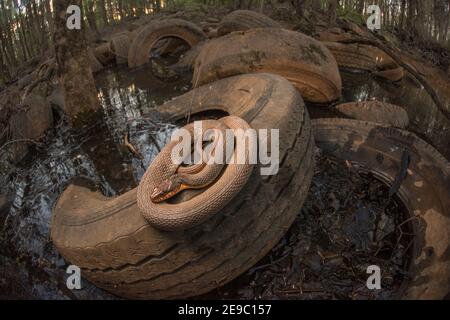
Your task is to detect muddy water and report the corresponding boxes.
[0,65,188,299]
[340,71,450,159]
[0,66,448,299]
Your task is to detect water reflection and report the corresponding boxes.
[94,65,190,184]
[341,71,450,159]
[0,64,189,299]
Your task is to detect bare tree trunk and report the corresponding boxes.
[311,0,322,11]
[399,0,406,30]
[18,15,32,61]
[406,0,416,31]
[53,0,99,126]
[0,0,17,69]
[292,0,307,17]
[259,0,265,13]
[117,0,125,19]
[155,0,161,12]
[444,3,450,42]
[414,0,427,39]
[37,1,50,52]
[328,0,339,26]
[45,0,54,37]
[0,24,12,84]
[356,0,364,14]
[86,0,100,37]
[98,0,109,25]
[435,0,450,42]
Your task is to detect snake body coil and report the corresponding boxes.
[137,116,254,231]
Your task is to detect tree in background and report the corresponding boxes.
[53,0,99,126]
[0,0,449,87]
[328,0,339,25]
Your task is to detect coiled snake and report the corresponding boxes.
[137,116,254,231]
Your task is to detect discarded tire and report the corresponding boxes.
[323,42,405,81]
[172,42,205,71]
[51,73,315,299]
[128,19,207,68]
[324,41,394,70]
[194,28,342,104]
[335,101,409,128]
[312,118,450,300]
[374,65,405,82]
[94,42,115,66]
[110,32,133,65]
[317,30,356,42]
[217,10,281,36]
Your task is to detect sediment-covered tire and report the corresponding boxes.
[51,73,315,299]
[335,101,409,128]
[128,18,207,68]
[193,28,342,104]
[323,41,405,81]
[217,10,281,36]
[323,42,385,70]
[317,30,358,42]
[173,42,206,71]
[312,118,450,300]
[110,32,134,65]
[374,65,405,82]
[94,42,115,66]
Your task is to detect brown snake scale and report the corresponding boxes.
[137,116,254,231]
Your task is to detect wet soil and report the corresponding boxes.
[0,64,445,299]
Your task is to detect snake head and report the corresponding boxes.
[150,178,183,203]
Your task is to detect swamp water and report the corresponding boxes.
[0,67,448,299]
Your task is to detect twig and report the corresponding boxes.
[148,133,161,152]
[248,250,292,275]
[124,132,143,159]
[397,215,420,229]
[0,126,9,140]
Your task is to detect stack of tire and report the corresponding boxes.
[52,10,450,300]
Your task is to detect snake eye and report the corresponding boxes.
[150,187,164,202]
[151,180,176,203]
